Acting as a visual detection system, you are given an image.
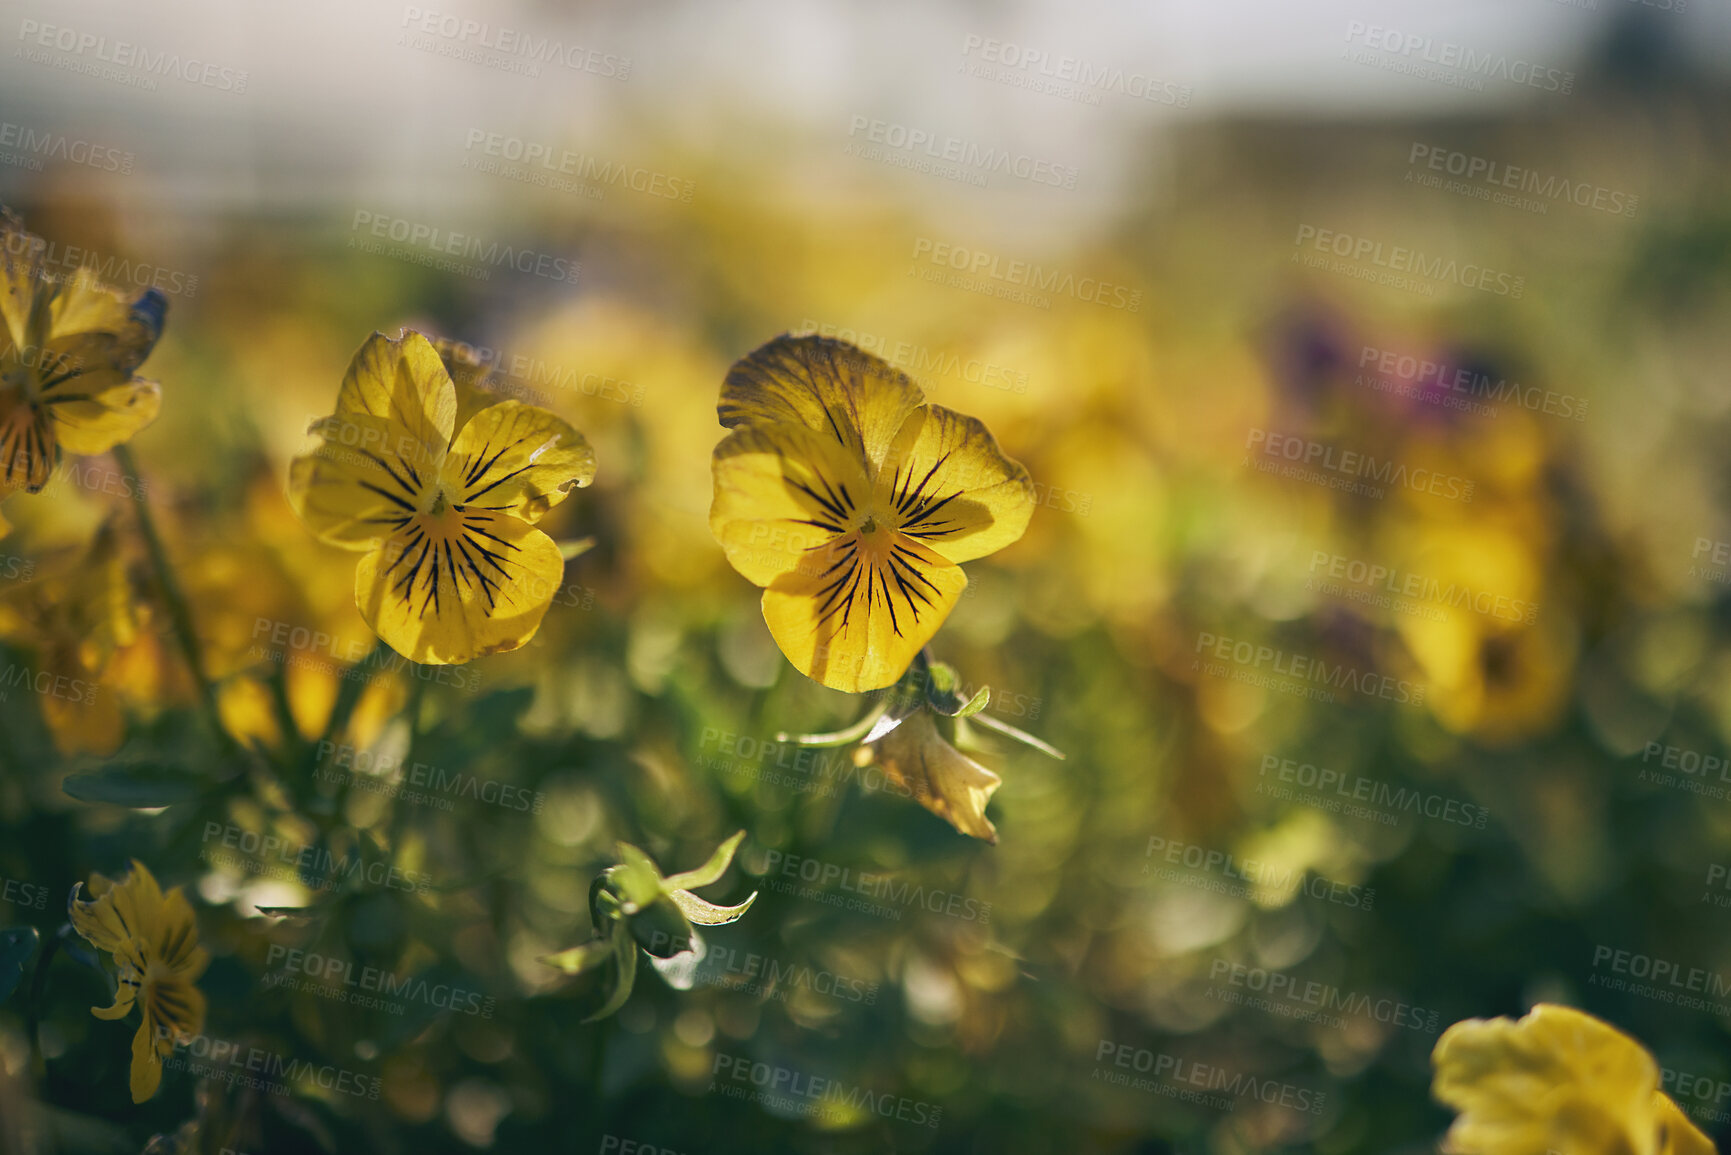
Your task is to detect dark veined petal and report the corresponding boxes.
[719,335,925,479]
[760,530,966,693]
[0,390,56,495]
[354,510,565,665]
[710,422,872,588]
[444,400,596,525]
[288,412,429,550]
[877,403,1035,564]
[47,370,162,456]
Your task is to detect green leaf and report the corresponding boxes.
[609,844,665,911]
[661,830,746,892]
[668,888,756,927]
[581,929,639,1022]
[0,926,39,1003]
[62,763,206,807]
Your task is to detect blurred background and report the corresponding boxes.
[3,0,1731,1151]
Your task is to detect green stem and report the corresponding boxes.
[774,702,887,747]
[309,637,393,774]
[111,443,225,747]
[970,711,1066,760]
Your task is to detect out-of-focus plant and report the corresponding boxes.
[1431,1004,1713,1155]
[287,329,596,664]
[541,831,755,1021]
[0,208,166,539]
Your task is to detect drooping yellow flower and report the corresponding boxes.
[0,210,165,532]
[710,335,1034,692]
[68,860,208,1103]
[288,330,596,664]
[1432,1003,1713,1155]
[858,710,1003,842]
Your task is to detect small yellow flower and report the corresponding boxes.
[710,335,1034,692]
[0,210,165,532]
[68,860,208,1103]
[288,330,596,664]
[1432,1003,1713,1155]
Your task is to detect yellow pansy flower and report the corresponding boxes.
[67,860,208,1103]
[710,335,1034,692]
[1432,1003,1713,1155]
[288,330,596,664]
[0,210,165,531]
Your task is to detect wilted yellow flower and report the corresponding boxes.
[288,330,596,664]
[0,209,165,534]
[68,860,208,1103]
[1432,1003,1712,1155]
[858,710,1002,842]
[711,335,1033,691]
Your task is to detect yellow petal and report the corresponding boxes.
[332,331,456,469]
[128,1019,163,1103]
[47,270,165,373]
[760,531,965,692]
[878,403,1035,564]
[1432,1004,1664,1155]
[355,511,564,664]
[431,335,510,431]
[48,372,162,456]
[0,391,55,493]
[443,401,595,525]
[288,412,427,549]
[719,335,924,479]
[710,422,872,587]
[862,711,1002,841]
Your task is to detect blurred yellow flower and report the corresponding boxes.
[711,335,1033,692]
[0,210,165,532]
[288,330,596,664]
[1432,1003,1712,1155]
[68,859,208,1103]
